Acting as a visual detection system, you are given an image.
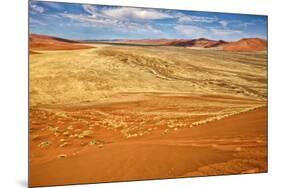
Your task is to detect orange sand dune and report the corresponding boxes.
[120,38,228,48]
[29,102,267,187]
[29,34,94,51]
[29,50,41,55]
[117,38,267,52]
[223,38,267,52]
[165,38,227,48]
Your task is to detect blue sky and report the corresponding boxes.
[29,1,267,41]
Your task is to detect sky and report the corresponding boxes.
[29,0,268,41]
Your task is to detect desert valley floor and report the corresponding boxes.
[29,40,267,187]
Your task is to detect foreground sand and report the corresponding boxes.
[29,44,267,187]
[29,93,267,187]
[29,103,267,187]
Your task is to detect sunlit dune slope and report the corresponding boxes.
[117,38,267,52]
[165,38,227,48]
[29,34,94,51]
[223,38,267,52]
[29,105,267,186]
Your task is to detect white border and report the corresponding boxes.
[1,0,280,188]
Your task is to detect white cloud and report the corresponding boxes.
[178,15,218,23]
[210,28,243,35]
[174,25,208,36]
[29,18,46,26]
[101,7,172,20]
[60,5,174,36]
[63,5,167,34]
[238,22,255,28]
[41,2,63,10]
[177,16,192,23]
[60,5,165,35]
[218,20,228,27]
[30,3,44,13]
[82,5,173,21]
[61,12,161,34]
[174,25,244,40]
[61,13,113,25]
[82,5,98,16]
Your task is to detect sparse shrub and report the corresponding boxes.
[38,141,51,148]
[63,131,70,136]
[67,125,73,130]
[59,142,69,147]
[81,130,93,137]
[57,154,67,159]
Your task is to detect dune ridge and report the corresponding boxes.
[117,37,267,52]
[223,38,267,52]
[29,34,94,51]
[29,105,267,187]
[30,33,267,52]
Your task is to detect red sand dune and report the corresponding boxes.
[29,34,94,51]
[29,50,41,55]
[165,38,228,48]
[119,38,267,52]
[223,38,267,52]
[29,105,267,187]
[30,34,267,52]
[121,38,228,48]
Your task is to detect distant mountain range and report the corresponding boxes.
[29,34,267,52]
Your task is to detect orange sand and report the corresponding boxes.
[29,96,267,187]
[29,34,94,51]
